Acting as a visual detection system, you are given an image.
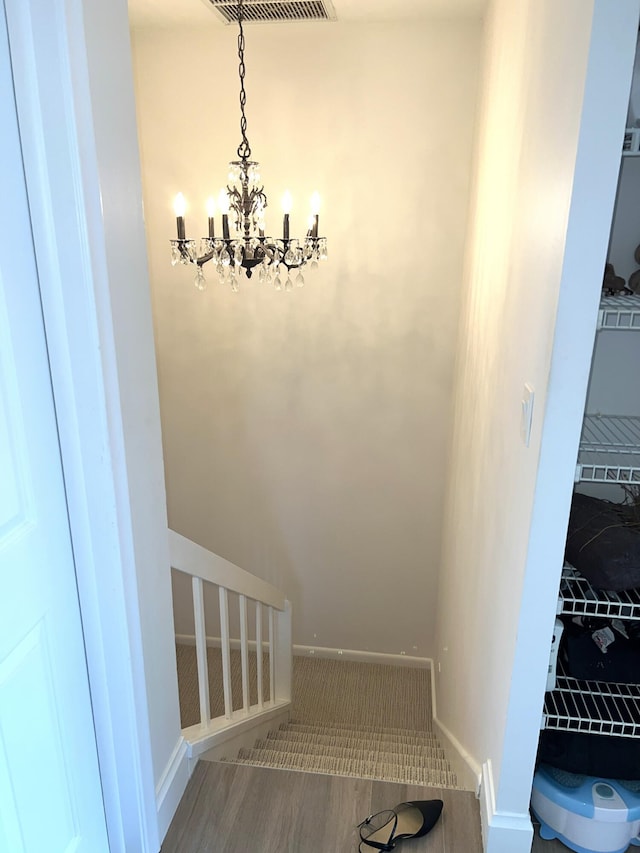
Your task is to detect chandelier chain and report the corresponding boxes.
[236,0,251,160]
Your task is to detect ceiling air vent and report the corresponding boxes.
[206,0,337,24]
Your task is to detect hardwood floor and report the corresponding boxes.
[161,761,483,853]
[530,820,578,852]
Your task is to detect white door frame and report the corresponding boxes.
[0,7,110,847]
[3,0,180,850]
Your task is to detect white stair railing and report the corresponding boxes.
[169,530,292,759]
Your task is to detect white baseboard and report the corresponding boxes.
[176,633,239,649]
[155,736,190,842]
[175,634,430,668]
[293,644,429,668]
[198,706,291,763]
[479,760,533,853]
[429,664,481,792]
[432,715,481,793]
[182,700,292,761]
[176,633,272,654]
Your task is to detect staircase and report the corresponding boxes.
[209,654,460,789]
[169,532,459,791]
[227,719,459,788]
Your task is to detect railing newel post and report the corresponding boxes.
[274,599,292,704]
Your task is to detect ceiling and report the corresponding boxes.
[128,0,486,29]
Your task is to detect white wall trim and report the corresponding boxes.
[429,660,481,792]
[176,633,262,651]
[170,531,285,610]
[197,709,291,765]
[432,717,481,793]
[479,760,533,853]
[480,759,496,848]
[3,1,160,850]
[294,644,429,668]
[156,737,190,841]
[188,703,291,763]
[176,634,430,668]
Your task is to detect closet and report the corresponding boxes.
[540,75,640,751]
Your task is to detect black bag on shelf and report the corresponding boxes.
[538,730,640,780]
[564,631,640,684]
[565,492,640,591]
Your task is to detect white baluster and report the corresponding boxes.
[268,605,275,704]
[219,587,232,719]
[192,577,210,726]
[256,602,264,709]
[239,594,249,713]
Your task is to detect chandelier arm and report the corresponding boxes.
[236,0,251,161]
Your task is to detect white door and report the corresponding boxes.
[0,10,110,853]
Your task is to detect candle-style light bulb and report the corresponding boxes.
[174,193,186,217]
[206,196,216,239]
[218,189,230,239]
[282,190,293,214]
[174,193,186,239]
[282,190,292,241]
[310,191,321,239]
[218,189,230,214]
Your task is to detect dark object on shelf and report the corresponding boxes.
[565,492,640,591]
[538,730,640,780]
[629,269,640,294]
[564,631,640,684]
[603,263,628,294]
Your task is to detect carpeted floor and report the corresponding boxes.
[175,646,459,788]
[176,646,431,732]
[231,720,459,788]
[175,645,271,728]
[291,656,432,731]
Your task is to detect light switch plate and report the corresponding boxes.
[521,383,534,447]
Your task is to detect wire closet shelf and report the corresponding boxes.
[546,568,640,738]
[558,565,640,621]
[543,657,640,738]
[576,414,640,484]
[598,294,640,330]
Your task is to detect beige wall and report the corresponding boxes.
[436,0,639,844]
[131,19,481,657]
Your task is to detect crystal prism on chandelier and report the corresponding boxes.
[169,0,327,292]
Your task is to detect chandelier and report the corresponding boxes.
[170,0,327,292]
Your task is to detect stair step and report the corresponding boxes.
[263,731,446,758]
[287,719,433,738]
[253,738,447,765]
[281,722,437,745]
[230,748,458,787]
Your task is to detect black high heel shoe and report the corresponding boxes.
[357,800,443,851]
